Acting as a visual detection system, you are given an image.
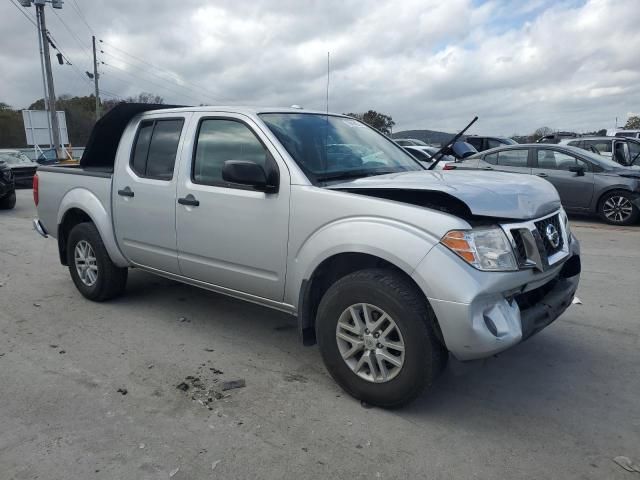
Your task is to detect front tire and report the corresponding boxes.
[598,191,639,225]
[316,268,447,408]
[0,192,16,210]
[67,222,128,301]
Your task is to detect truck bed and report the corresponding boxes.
[36,164,113,240]
[38,164,114,178]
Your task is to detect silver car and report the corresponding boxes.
[451,144,640,225]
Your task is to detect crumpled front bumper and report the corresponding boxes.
[412,234,581,361]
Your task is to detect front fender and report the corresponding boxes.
[284,216,440,307]
[58,188,129,267]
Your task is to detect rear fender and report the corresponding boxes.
[58,188,129,267]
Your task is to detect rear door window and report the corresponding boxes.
[496,149,528,167]
[130,118,184,180]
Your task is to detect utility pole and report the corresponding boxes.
[35,2,62,159]
[21,0,64,159]
[92,35,100,120]
[35,5,52,147]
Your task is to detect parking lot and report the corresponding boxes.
[1,188,639,479]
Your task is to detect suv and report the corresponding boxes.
[465,136,516,152]
[561,136,640,166]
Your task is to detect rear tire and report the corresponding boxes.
[316,268,447,408]
[67,222,128,301]
[0,192,16,210]
[598,191,639,225]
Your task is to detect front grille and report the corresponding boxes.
[534,214,563,256]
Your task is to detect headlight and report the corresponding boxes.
[441,227,518,271]
[2,170,12,181]
[560,208,571,244]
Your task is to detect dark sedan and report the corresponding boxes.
[0,160,16,209]
[0,150,38,186]
[448,144,640,225]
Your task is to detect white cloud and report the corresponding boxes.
[0,0,638,135]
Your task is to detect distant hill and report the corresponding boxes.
[393,129,455,146]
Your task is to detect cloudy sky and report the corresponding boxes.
[1,0,639,135]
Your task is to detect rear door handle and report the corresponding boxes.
[536,173,548,178]
[483,167,493,170]
[178,194,200,207]
[117,187,134,197]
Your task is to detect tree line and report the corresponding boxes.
[2,94,637,149]
[0,93,165,148]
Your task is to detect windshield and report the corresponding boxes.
[0,151,33,165]
[260,113,423,183]
[628,141,640,165]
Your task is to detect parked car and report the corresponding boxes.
[402,145,453,169]
[0,159,16,209]
[537,132,579,144]
[0,149,39,185]
[609,129,640,139]
[451,144,640,225]
[465,135,517,152]
[33,104,581,407]
[560,136,640,167]
[394,138,429,147]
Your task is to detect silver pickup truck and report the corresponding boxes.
[33,104,581,407]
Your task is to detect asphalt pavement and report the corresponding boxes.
[1,188,639,479]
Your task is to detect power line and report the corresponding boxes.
[100,49,218,103]
[101,62,201,104]
[100,40,222,103]
[51,8,92,58]
[7,0,37,27]
[67,0,94,36]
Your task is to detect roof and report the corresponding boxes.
[140,105,349,117]
[80,103,353,168]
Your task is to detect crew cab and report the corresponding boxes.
[33,104,581,407]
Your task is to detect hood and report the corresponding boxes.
[611,166,640,179]
[328,170,561,220]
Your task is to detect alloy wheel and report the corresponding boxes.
[335,303,405,383]
[603,196,633,223]
[74,240,98,287]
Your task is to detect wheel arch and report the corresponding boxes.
[56,189,128,267]
[296,252,441,346]
[595,187,636,211]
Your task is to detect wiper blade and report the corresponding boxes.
[317,169,398,182]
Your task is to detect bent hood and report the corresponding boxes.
[328,170,561,220]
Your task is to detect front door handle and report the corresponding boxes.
[117,187,134,197]
[536,173,548,178]
[178,194,200,207]
[483,166,493,170]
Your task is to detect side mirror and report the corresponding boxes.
[222,160,278,193]
[568,165,585,176]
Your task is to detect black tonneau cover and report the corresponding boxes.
[80,103,185,168]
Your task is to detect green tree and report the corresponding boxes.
[344,110,395,136]
[624,116,640,129]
